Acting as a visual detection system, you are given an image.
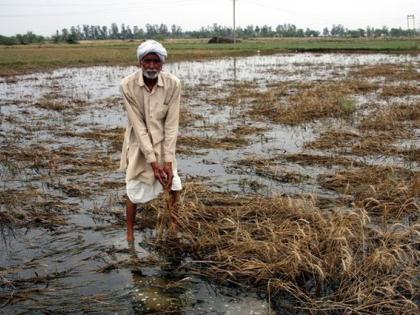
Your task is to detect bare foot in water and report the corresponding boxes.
[127,230,134,242]
[126,198,137,242]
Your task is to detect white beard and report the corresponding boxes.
[143,70,159,79]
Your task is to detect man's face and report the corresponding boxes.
[140,53,163,79]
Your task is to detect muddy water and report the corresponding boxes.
[1,53,419,314]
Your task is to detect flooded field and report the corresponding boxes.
[1,53,419,314]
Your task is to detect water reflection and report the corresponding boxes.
[233,56,238,83]
[127,242,187,313]
[125,240,274,314]
[1,53,418,102]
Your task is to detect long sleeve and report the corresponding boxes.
[163,80,181,162]
[120,84,157,163]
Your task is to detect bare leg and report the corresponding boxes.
[168,190,181,233]
[126,198,137,242]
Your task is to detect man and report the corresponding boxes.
[119,40,182,242]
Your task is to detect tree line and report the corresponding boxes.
[0,23,417,45]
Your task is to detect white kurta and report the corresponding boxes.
[119,70,181,184]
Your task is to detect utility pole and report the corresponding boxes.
[233,0,236,45]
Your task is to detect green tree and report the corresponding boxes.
[110,23,119,39]
[0,35,17,45]
[126,25,133,39]
[146,24,158,37]
[159,24,169,36]
[366,26,374,37]
[82,25,90,39]
[255,25,260,36]
[171,24,182,37]
[243,25,255,37]
[305,28,319,37]
[331,24,345,36]
[101,25,108,39]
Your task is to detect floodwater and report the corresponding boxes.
[1,53,419,314]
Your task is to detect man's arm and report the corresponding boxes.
[161,80,181,189]
[163,79,181,163]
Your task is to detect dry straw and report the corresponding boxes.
[248,80,376,125]
[145,181,419,314]
[319,166,419,221]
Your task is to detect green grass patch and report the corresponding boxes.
[0,37,419,76]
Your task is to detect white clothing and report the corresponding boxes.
[136,40,167,62]
[126,170,182,204]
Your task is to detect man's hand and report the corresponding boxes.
[151,161,166,187]
[163,162,173,190]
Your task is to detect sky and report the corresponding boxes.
[0,0,419,36]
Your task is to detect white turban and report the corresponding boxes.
[136,40,167,62]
